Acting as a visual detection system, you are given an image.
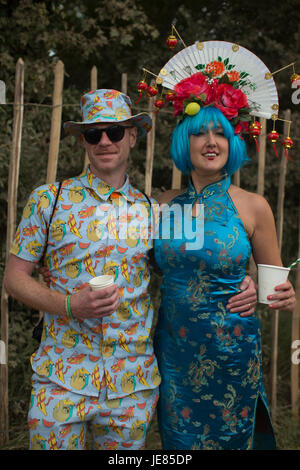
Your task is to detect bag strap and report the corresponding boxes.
[40,181,62,266]
[141,191,152,207]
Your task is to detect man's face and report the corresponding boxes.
[82,122,137,182]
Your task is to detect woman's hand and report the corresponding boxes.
[38,266,52,286]
[267,279,296,312]
[226,275,257,317]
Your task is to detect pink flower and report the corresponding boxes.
[214,84,249,120]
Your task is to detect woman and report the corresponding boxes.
[153,102,295,450]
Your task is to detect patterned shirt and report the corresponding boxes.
[10,166,161,398]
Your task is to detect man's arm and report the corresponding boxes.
[4,254,119,319]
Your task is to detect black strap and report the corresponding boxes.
[40,181,62,266]
[141,191,152,207]
[33,181,63,342]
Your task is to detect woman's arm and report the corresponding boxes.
[234,190,295,312]
[250,193,295,311]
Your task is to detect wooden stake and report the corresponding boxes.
[0,58,24,446]
[171,163,182,190]
[270,109,290,419]
[84,66,98,169]
[291,210,300,422]
[121,72,127,95]
[257,118,266,196]
[248,117,268,282]
[233,169,240,187]
[145,83,156,196]
[46,60,64,183]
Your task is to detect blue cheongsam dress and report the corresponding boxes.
[154,174,276,450]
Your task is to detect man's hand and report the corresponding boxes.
[70,284,120,319]
[226,275,257,317]
[38,265,119,318]
[267,280,296,312]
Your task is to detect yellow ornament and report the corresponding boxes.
[185,102,200,116]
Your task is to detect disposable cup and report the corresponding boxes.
[89,275,114,291]
[257,264,290,304]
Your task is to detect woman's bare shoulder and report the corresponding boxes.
[229,184,272,215]
[157,188,186,205]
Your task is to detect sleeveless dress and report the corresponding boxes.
[154,174,276,450]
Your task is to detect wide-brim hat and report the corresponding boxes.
[64,89,152,138]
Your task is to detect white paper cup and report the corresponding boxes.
[89,275,114,291]
[257,264,290,304]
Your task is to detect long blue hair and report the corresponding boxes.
[170,106,249,176]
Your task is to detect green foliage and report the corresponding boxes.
[0,0,300,450]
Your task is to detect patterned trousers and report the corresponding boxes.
[28,373,159,450]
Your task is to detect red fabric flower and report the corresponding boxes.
[172,72,212,116]
[170,72,249,121]
[214,84,249,120]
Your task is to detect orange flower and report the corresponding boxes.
[227,70,240,82]
[206,61,225,77]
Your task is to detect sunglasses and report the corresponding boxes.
[81,125,132,145]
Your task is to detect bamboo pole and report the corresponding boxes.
[36,61,65,324]
[84,66,98,169]
[46,60,64,183]
[171,164,182,190]
[0,58,24,446]
[233,169,240,187]
[291,210,300,421]
[145,82,156,196]
[121,72,127,95]
[248,118,267,282]
[257,118,266,196]
[270,109,290,419]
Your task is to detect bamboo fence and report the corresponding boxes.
[0,59,300,445]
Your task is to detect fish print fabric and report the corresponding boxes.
[11,166,161,399]
[28,373,159,450]
[154,174,275,450]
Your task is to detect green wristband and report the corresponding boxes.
[65,295,73,320]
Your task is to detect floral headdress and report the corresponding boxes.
[137,26,297,159]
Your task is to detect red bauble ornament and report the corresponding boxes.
[283,137,294,161]
[249,121,261,151]
[137,80,148,92]
[249,121,261,137]
[165,90,176,101]
[154,98,165,110]
[283,137,293,149]
[267,130,279,158]
[136,80,148,103]
[166,34,178,50]
[290,73,300,88]
[267,130,279,142]
[147,85,158,97]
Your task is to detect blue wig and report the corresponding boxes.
[170,106,249,176]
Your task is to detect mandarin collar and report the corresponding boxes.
[186,172,231,200]
[79,165,136,203]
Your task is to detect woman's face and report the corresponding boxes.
[189,124,229,177]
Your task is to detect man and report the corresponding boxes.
[4,89,257,450]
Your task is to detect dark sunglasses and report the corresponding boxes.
[82,125,132,145]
